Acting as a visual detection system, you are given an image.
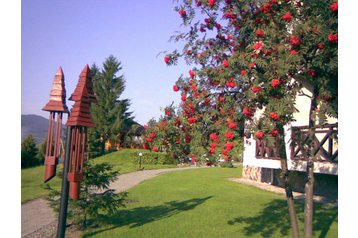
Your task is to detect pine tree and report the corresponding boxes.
[47,161,127,229]
[90,55,134,153]
[112,98,136,147]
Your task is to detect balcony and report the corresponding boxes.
[255,123,338,163]
[290,123,338,163]
[255,138,280,160]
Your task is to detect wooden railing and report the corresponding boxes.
[255,123,338,163]
[255,139,281,160]
[290,123,338,163]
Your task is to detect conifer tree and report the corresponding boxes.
[47,162,127,228]
[90,55,134,153]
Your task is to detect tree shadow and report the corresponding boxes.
[84,196,212,237]
[227,199,337,238]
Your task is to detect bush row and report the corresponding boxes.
[127,151,176,165]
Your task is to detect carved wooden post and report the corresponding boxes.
[65,64,97,200]
[42,67,69,182]
[57,65,96,238]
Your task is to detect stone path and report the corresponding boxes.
[21,166,200,238]
[21,199,57,238]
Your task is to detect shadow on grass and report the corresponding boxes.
[84,196,212,237]
[228,199,337,238]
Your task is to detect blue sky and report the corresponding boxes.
[22,0,192,125]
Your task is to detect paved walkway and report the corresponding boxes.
[21,166,200,238]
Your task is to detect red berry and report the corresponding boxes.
[179,9,186,17]
[152,146,159,152]
[225,131,234,140]
[270,130,278,137]
[317,43,324,49]
[330,2,338,12]
[164,56,170,64]
[251,86,261,93]
[228,122,237,129]
[307,69,315,77]
[269,112,280,121]
[282,12,292,22]
[208,0,215,7]
[210,133,218,142]
[243,107,253,118]
[271,79,281,88]
[188,117,197,123]
[256,29,264,37]
[189,70,195,78]
[255,131,265,139]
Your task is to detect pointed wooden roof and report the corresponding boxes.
[66,65,96,127]
[69,64,97,103]
[66,101,95,127]
[42,67,69,113]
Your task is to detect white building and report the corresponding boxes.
[242,84,338,186]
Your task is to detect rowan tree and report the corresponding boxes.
[162,1,337,237]
[142,105,192,163]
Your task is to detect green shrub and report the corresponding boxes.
[219,161,234,168]
[37,138,47,164]
[130,151,175,165]
[21,135,40,168]
[47,162,127,229]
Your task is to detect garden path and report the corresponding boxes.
[21,166,200,238]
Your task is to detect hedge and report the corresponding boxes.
[128,151,176,165]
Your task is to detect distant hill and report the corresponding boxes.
[21,114,65,145]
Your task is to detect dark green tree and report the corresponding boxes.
[87,129,103,158]
[90,55,135,153]
[37,137,47,164]
[21,135,39,168]
[47,162,127,229]
[112,98,136,146]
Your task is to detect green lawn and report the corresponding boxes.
[21,149,177,203]
[84,167,338,238]
[21,165,62,203]
[91,149,178,174]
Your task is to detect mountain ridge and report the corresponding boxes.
[21,114,66,145]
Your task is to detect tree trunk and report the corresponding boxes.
[281,162,300,238]
[278,125,300,238]
[170,150,175,160]
[304,89,318,238]
[304,158,315,238]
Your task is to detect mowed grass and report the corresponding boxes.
[91,149,177,174]
[21,165,62,203]
[21,149,177,203]
[84,167,338,238]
